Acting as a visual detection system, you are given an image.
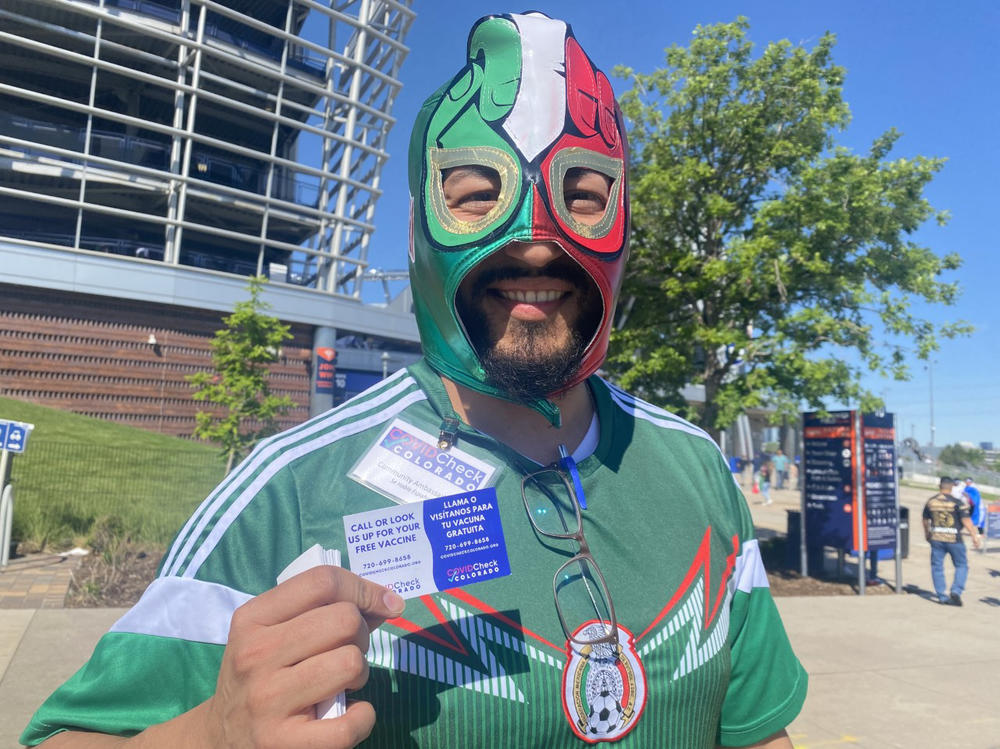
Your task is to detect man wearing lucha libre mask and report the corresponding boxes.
[25,12,805,749]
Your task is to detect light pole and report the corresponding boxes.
[926,360,936,448]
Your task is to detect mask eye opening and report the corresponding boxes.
[442,164,502,221]
[427,146,519,237]
[548,148,623,240]
[563,167,613,227]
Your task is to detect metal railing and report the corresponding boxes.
[0,0,415,299]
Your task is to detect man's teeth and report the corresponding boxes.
[498,289,564,303]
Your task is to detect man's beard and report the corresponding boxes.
[459,264,601,404]
[476,319,588,403]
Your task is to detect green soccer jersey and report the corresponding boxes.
[23,360,806,747]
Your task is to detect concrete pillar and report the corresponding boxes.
[310,326,337,417]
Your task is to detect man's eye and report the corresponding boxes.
[461,190,500,206]
[442,166,502,221]
[449,189,499,219]
[562,168,612,225]
[564,190,607,213]
[563,189,609,225]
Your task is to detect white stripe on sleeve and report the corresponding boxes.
[111,576,252,644]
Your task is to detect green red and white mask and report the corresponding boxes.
[408,11,629,414]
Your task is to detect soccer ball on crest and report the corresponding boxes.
[586,689,624,735]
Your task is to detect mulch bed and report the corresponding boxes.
[66,548,164,608]
[766,569,896,596]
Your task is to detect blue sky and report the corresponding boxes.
[362,1,999,448]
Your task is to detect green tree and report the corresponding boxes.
[608,18,970,441]
[188,276,295,474]
[938,444,985,470]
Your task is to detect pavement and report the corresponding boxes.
[0,484,998,748]
[753,483,1000,749]
[0,553,82,610]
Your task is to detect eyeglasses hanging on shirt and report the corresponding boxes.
[520,450,618,649]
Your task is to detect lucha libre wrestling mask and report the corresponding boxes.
[408,11,629,423]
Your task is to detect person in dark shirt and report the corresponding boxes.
[922,476,982,605]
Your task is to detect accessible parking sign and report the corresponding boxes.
[0,420,34,453]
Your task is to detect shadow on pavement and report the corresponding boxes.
[753,525,783,541]
[902,583,942,603]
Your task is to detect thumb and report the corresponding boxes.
[349,573,406,625]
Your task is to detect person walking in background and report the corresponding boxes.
[922,476,982,605]
[772,449,789,490]
[759,457,773,505]
[963,477,985,534]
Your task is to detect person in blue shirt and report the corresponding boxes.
[771,449,789,490]
[963,478,985,534]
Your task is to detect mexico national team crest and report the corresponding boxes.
[561,622,647,743]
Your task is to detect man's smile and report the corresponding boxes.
[493,288,567,304]
[487,278,574,322]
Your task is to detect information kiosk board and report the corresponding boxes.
[802,411,899,582]
[802,411,856,550]
[986,502,1000,542]
[861,412,898,555]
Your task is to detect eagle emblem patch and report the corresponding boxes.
[561,622,647,742]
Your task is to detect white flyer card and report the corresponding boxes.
[344,488,510,599]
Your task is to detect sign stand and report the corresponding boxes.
[854,411,866,595]
[0,419,34,568]
[802,410,901,596]
[0,451,12,568]
[892,415,903,593]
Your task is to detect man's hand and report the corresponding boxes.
[205,565,405,748]
[41,566,404,749]
[962,518,982,550]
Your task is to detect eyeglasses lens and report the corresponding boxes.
[522,468,579,537]
[555,556,615,644]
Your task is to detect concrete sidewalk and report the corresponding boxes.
[0,608,125,747]
[1,484,998,748]
[747,482,1000,749]
[781,592,1000,749]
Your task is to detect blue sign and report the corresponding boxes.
[986,502,1000,541]
[802,411,856,550]
[0,419,34,453]
[861,412,898,554]
[803,411,898,556]
[335,369,382,404]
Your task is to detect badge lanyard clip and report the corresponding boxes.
[437,417,460,450]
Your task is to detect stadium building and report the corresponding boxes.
[0,0,420,437]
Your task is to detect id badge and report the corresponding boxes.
[349,418,498,504]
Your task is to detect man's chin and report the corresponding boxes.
[479,338,584,404]
[459,295,594,403]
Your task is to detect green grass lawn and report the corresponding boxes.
[1,397,227,551]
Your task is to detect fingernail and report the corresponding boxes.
[383,589,405,615]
